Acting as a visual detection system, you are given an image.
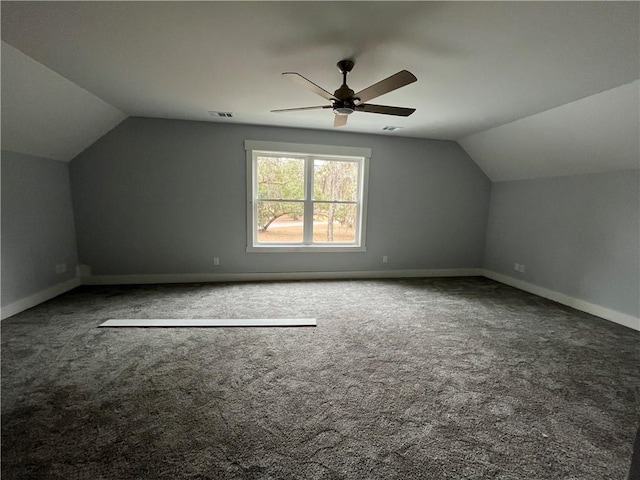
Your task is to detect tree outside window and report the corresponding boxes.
[246,141,369,252]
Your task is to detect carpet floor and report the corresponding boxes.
[1,277,639,479]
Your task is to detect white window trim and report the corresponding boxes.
[245,140,370,253]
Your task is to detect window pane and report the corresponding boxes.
[313,203,357,243]
[313,160,358,202]
[256,201,304,243]
[257,156,304,200]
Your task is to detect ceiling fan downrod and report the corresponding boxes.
[334,59,357,114]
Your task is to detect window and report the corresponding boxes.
[245,140,370,252]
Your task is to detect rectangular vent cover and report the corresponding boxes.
[209,111,233,118]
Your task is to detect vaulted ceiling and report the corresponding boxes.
[2,1,638,180]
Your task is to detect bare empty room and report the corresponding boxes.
[1,2,639,479]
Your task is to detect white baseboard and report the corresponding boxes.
[483,270,640,332]
[82,268,484,285]
[5,270,637,332]
[1,276,82,321]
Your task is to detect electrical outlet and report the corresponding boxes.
[519,264,526,273]
[382,255,388,264]
[213,257,220,266]
[514,263,520,271]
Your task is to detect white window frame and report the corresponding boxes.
[245,140,370,253]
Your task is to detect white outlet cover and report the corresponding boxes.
[514,263,520,271]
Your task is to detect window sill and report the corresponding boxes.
[246,245,366,253]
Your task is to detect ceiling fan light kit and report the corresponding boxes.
[272,59,417,127]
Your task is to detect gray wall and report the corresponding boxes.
[1,150,78,306]
[484,170,640,317]
[69,117,491,276]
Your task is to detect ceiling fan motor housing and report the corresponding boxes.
[333,85,357,115]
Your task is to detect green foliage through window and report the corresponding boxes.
[256,156,304,232]
[249,146,367,249]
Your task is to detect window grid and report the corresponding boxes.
[247,145,369,252]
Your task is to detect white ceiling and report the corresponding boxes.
[1,1,639,179]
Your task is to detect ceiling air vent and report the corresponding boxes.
[382,126,403,131]
[209,111,233,118]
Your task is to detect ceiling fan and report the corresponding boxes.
[271,60,417,127]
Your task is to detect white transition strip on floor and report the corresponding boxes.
[99,318,316,328]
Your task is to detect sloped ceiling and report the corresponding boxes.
[1,42,126,162]
[459,80,640,181]
[1,1,638,178]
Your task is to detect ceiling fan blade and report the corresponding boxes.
[283,72,337,102]
[271,105,332,113]
[334,114,348,127]
[354,70,417,104]
[356,104,416,117]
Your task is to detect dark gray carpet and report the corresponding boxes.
[2,277,639,479]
